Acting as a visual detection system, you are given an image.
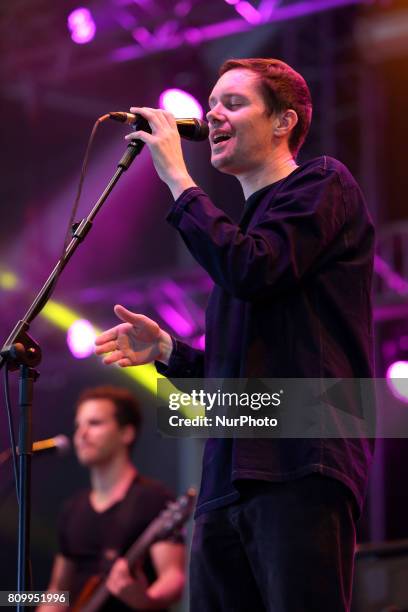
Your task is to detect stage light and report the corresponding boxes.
[386,361,408,403]
[159,88,203,119]
[41,302,159,393]
[156,303,194,337]
[132,27,152,48]
[67,8,96,44]
[193,334,205,350]
[0,268,202,418]
[42,302,82,330]
[382,327,408,403]
[224,0,262,24]
[234,2,262,25]
[0,271,18,290]
[0,266,162,394]
[174,0,192,17]
[67,319,96,359]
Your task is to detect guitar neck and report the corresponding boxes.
[125,520,162,567]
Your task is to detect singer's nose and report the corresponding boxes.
[206,104,224,124]
[74,423,86,441]
[206,108,215,124]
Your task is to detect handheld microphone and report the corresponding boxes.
[109,112,209,142]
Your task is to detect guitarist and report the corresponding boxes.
[38,386,185,611]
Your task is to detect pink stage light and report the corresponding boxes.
[67,319,96,359]
[174,1,192,18]
[224,0,262,24]
[192,334,205,350]
[159,88,203,119]
[386,361,408,403]
[234,2,262,24]
[156,304,194,338]
[68,8,96,44]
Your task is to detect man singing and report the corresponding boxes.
[95,59,375,611]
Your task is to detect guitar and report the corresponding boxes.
[72,488,196,612]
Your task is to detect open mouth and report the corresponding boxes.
[212,133,232,145]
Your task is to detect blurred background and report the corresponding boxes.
[1,0,408,610]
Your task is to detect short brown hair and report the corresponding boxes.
[219,58,312,156]
[76,386,142,449]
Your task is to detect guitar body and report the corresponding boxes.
[70,575,104,612]
[71,578,113,612]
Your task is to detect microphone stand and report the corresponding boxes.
[0,139,144,611]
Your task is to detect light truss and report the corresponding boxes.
[0,0,373,85]
[110,0,370,64]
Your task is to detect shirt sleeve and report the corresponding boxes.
[166,168,348,300]
[155,336,204,378]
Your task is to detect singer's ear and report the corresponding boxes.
[273,109,298,139]
[122,424,137,449]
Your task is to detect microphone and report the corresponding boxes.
[32,434,71,455]
[0,435,71,466]
[109,112,209,142]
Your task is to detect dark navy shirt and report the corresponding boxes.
[157,156,375,517]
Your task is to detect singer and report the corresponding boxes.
[38,386,185,612]
[95,59,375,611]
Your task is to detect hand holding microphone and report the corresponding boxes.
[116,106,201,200]
[109,111,209,141]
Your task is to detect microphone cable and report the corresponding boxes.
[1,115,111,505]
[1,115,110,511]
[29,114,111,321]
[3,365,19,504]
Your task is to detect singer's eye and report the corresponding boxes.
[88,419,104,426]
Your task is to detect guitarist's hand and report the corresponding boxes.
[95,305,173,367]
[106,558,151,609]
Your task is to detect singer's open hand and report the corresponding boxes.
[95,305,173,367]
[125,106,197,199]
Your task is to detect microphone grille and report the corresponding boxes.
[54,435,71,455]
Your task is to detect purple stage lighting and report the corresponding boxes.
[68,8,96,44]
[159,88,203,119]
[156,304,194,338]
[193,334,205,350]
[67,319,96,359]
[235,1,262,24]
[386,361,408,403]
[224,0,262,24]
[174,1,192,18]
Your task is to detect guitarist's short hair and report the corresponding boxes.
[76,385,142,450]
